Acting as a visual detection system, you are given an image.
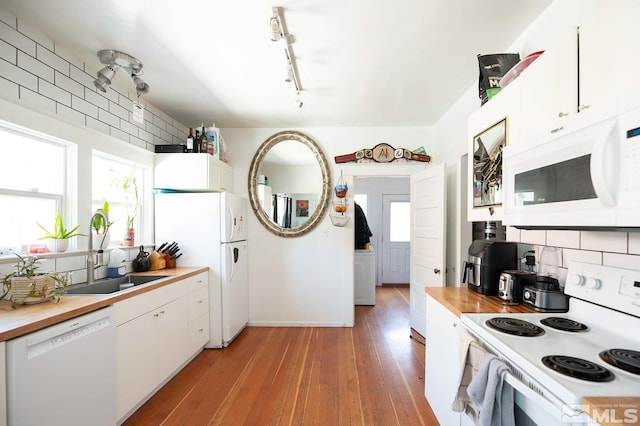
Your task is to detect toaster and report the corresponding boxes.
[497,270,536,303]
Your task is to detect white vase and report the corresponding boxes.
[47,238,69,253]
[92,232,111,250]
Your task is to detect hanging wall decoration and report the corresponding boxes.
[334,143,431,164]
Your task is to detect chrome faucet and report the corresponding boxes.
[87,209,109,285]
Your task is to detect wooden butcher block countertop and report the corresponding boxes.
[0,267,208,342]
[425,286,536,317]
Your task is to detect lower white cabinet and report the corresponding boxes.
[115,272,209,422]
[425,294,462,426]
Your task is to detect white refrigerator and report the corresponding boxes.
[154,191,249,348]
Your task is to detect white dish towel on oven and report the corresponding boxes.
[467,353,514,426]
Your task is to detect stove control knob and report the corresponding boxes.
[571,274,585,286]
[586,277,602,289]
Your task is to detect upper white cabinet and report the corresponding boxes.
[579,0,640,113]
[519,28,577,141]
[154,153,232,192]
[468,1,640,223]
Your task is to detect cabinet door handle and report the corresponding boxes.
[154,313,159,317]
[434,268,441,274]
[159,310,165,315]
[558,111,569,117]
[578,104,591,112]
[198,300,203,304]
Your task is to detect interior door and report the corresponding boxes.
[410,164,446,337]
[381,194,410,284]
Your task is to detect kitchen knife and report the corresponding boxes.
[168,245,180,256]
[174,253,183,259]
[156,242,167,252]
[162,242,175,253]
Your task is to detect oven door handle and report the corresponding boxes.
[502,372,564,416]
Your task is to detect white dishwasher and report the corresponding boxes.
[7,306,116,426]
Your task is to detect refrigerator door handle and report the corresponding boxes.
[229,246,239,282]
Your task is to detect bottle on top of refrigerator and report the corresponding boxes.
[186,128,194,153]
[194,129,201,153]
[199,124,208,154]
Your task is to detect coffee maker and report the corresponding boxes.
[461,240,518,295]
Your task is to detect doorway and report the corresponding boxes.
[381,194,410,284]
[353,176,410,286]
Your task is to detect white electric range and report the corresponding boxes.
[461,261,640,425]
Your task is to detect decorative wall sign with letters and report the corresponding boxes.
[334,143,431,164]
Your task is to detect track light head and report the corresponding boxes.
[131,74,150,96]
[93,65,118,92]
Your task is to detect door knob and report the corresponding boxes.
[434,268,441,274]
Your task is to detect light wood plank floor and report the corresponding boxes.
[124,285,438,425]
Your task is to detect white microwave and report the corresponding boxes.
[503,105,640,229]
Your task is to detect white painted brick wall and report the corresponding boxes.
[0,7,188,152]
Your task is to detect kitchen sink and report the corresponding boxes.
[65,275,171,295]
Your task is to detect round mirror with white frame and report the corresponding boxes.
[248,130,331,237]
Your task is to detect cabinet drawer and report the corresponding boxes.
[156,280,188,307]
[186,271,208,293]
[188,313,210,355]
[114,290,158,326]
[187,286,209,323]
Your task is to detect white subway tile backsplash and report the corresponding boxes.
[54,45,83,70]
[69,269,85,285]
[0,20,35,56]
[98,108,120,127]
[520,229,546,245]
[120,120,138,137]
[546,230,580,249]
[0,58,37,89]
[17,51,53,83]
[19,86,55,113]
[110,127,129,143]
[16,19,53,51]
[37,46,69,75]
[146,121,162,137]
[54,71,83,97]
[602,253,640,271]
[581,231,627,254]
[39,79,71,106]
[0,8,184,152]
[71,95,98,118]
[57,103,85,126]
[562,248,601,267]
[629,233,640,255]
[109,100,129,121]
[0,76,19,101]
[0,8,16,29]
[86,116,109,134]
[84,88,109,110]
[138,128,154,143]
[0,39,15,63]
[55,255,86,271]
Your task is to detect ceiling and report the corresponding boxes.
[0,0,552,129]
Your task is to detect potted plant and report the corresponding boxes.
[112,167,140,246]
[37,210,85,253]
[1,254,68,308]
[92,201,112,249]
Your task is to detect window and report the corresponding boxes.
[389,201,410,242]
[92,152,145,245]
[0,124,71,252]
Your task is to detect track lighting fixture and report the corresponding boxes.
[92,50,150,97]
[270,7,303,107]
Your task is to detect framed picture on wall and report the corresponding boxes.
[296,199,309,217]
[472,117,507,208]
